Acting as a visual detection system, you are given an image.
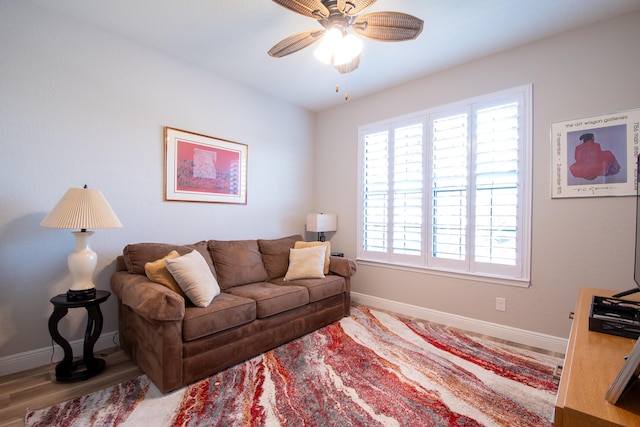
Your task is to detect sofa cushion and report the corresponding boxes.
[225,282,309,318]
[293,241,331,274]
[182,293,256,342]
[284,245,327,281]
[123,241,215,277]
[258,235,303,280]
[166,250,221,308]
[208,240,268,289]
[271,275,346,303]
[144,250,188,300]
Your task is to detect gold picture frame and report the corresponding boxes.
[164,127,247,204]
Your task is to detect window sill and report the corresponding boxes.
[355,258,531,288]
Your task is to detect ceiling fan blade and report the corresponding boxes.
[338,0,377,16]
[352,12,424,41]
[268,29,325,57]
[335,54,360,74]
[271,0,329,19]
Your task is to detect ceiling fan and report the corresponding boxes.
[268,0,424,74]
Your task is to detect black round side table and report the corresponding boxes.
[48,290,110,382]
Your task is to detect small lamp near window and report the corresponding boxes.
[306,213,337,242]
[41,185,122,301]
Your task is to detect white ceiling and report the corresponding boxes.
[28,0,640,112]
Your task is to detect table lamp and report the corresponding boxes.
[306,213,337,242]
[41,185,122,301]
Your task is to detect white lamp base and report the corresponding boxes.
[67,231,98,300]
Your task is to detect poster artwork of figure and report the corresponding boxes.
[552,109,639,198]
[569,130,623,183]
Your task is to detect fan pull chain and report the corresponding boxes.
[335,78,350,101]
[344,75,349,101]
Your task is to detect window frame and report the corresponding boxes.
[357,85,532,287]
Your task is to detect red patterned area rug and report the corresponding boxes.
[25,306,562,427]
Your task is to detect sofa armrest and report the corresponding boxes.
[328,256,357,278]
[110,271,185,321]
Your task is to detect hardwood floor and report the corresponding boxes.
[0,349,141,427]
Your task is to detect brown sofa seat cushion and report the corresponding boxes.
[208,240,268,289]
[225,282,309,318]
[258,234,303,280]
[270,275,346,303]
[123,241,216,278]
[182,293,256,342]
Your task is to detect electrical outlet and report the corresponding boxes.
[496,297,506,312]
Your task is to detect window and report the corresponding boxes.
[358,85,532,284]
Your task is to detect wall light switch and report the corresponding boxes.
[496,297,506,312]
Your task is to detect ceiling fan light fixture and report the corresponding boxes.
[270,0,423,77]
[313,27,343,64]
[313,28,363,66]
[334,33,362,65]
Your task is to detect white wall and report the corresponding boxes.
[316,11,640,340]
[0,1,315,360]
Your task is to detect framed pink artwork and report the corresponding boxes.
[164,127,248,204]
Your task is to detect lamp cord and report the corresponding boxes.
[96,333,120,357]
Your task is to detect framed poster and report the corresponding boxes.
[551,108,640,198]
[164,127,247,204]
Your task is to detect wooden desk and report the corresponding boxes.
[555,288,640,426]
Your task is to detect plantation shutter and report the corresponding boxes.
[392,123,424,257]
[362,130,389,256]
[473,99,524,277]
[358,85,531,283]
[430,113,469,270]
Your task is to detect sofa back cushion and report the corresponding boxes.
[123,241,216,278]
[257,234,303,280]
[207,239,268,289]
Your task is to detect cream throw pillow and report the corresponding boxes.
[165,250,221,307]
[294,241,330,274]
[144,250,188,300]
[283,245,326,281]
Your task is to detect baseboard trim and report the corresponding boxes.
[0,331,119,377]
[351,292,568,355]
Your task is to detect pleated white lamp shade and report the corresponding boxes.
[41,186,122,299]
[41,186,122,230]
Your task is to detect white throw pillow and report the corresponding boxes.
[283,245,326,281]
[293,241,331,274]
[165,250,220,307]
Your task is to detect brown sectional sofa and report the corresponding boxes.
[110,235,356,393]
